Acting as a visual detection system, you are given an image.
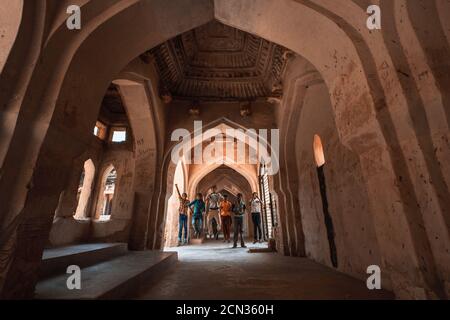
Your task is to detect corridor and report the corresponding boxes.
[137,241,393,300]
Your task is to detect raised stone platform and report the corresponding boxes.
[40,243,128,279]
[35,244,177,300]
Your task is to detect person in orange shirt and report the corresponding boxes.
[219,194,233,243]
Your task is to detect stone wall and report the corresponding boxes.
[49,137,135,247]
[294,81,385,286]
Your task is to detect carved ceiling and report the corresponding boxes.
[150,21,291,101]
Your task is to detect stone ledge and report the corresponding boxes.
[35,251,178,300]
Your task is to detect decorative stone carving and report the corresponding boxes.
[151,21,291,101]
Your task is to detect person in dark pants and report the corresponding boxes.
[211,217,219,240]
[189,193,206,238]
[219,194,233,243]
[206,185,223,239]
[175,184,190,246]
[250,192,263,243]
[232,193,247,248]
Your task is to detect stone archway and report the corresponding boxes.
[195,165,256,239]
[94,164,116,221]
[155,118,268,250]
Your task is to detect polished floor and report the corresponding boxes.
[136,240,394,300]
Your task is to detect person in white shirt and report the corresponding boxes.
[205,185,223,239]
[249,192,263,243]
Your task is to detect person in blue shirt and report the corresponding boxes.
[189,193,206,238]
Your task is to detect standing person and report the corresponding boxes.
[206,186,223,239]
[232,193,247,248]
[219,194,233,243]
[250,192,263,244]
[175,184,189,246]
[189,193,206,239]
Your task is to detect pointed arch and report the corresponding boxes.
[95,164,117,221]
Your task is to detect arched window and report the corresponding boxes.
[97,165,117,221]
[313,134,325,167]
[74,159,95,220]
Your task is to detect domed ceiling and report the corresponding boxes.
[150,20,291,101]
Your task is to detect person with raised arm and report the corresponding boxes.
[175,184,190,246]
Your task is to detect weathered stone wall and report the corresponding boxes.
[48,137,104,247]
[275,55,384,284]
[49,138,135,247]
[90,146,135,242]
[294,81,385,286]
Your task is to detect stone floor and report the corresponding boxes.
[136,240,394,300]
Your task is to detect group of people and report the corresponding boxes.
[175,185,264,248]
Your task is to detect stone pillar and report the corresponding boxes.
[0,144,72,299]
[116,81,158,250]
